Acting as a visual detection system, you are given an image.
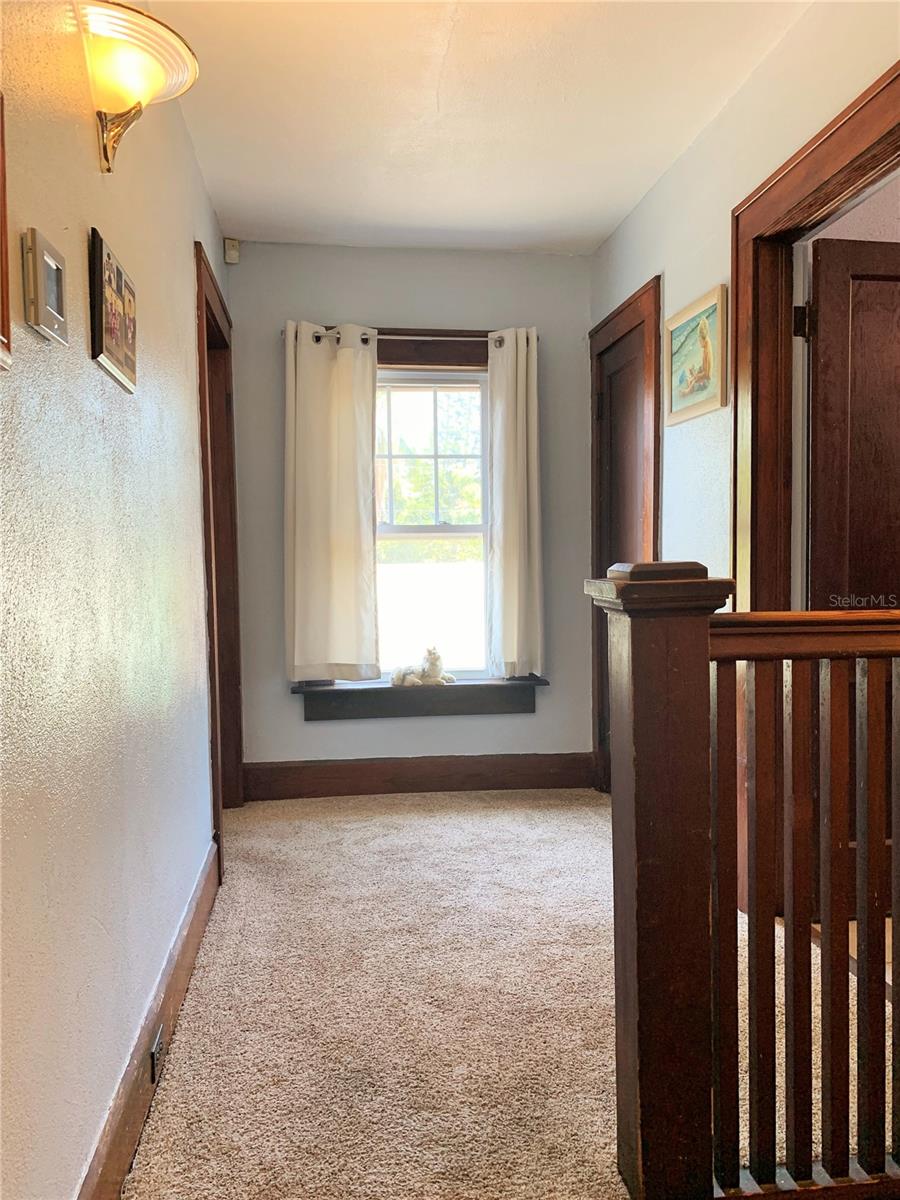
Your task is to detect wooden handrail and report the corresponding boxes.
[710,610,900,662]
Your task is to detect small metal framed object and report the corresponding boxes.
[22,228,68,346]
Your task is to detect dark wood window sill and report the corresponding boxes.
[290,676,549,721]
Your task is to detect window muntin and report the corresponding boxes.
[375,372,488,674]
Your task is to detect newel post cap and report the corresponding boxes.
[584,561,734,615]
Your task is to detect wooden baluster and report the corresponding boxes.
[892,658,900,1159]
[711,661,739,1189]
[857,656,889,1176]
[819,657,851,1179]
[585,563,733,1200]
[747,658,779,1185]
[784,659,814,1180]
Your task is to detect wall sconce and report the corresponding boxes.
[77,1,198,173]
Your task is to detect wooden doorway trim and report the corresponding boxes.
[588,276,661,788]
[0,94,11,370]
[731,62,900,611]
[196,243,244,878]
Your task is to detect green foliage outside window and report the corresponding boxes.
[378,387,484,527]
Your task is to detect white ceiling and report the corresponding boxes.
[159,1,809,253]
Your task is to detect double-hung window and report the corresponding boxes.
[375,371,488,676]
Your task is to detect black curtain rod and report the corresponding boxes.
[379,333,495,342]
[311,331,503,347]
[281,329,537,346]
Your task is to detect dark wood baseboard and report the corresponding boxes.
[242,753,597,802]
[241,753,600,801]
[76,842,219,1200]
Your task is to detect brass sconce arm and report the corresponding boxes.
[97,102,143,174]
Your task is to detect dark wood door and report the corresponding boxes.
[589,278,660,789]
[206,343,244,815]
[807,237,900,912]
[196,245,245,879]
[809,237,900,610]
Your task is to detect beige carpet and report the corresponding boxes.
[123,790,891,1200]
[124,790,625,1200]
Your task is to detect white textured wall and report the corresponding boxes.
[589,0,900,582]
[229,243,592,762]
[0,4,226,1198]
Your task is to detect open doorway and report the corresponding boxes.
[196,244,245,880]
[789,175,900,911]
[730,70,899,914]
[731,62,899,612]
[790,170,900,611]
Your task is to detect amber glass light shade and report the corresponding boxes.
[77,1,198,170]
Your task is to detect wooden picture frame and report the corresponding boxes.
[664,284,727,426]
[89,227,136,393]
[0,93,11,371]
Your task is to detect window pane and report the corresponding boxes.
[376,389,388,454]
[438,458,482,524]
[376,536,485,671]
[437,389,481,454]
[390,389,434,454]
[375,457,389,524]
[392,458,435,524]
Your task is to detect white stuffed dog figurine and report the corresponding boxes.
[391,647,456,687]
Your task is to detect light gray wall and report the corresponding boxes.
[1,4,226,1197]
[589,0,900,583]
[229,243,592,761]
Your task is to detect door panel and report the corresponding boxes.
[809,238,900,609]
[589,279,660,790]
[605,331,648,567]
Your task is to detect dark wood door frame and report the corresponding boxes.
[196,243,244,878]
[731,62,900,611]
[0,93,11,370]
[588,276,661,788]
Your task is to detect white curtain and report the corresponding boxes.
[486,327,544,677]
[284,321,380,681]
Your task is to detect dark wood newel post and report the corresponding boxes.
[585,562,734,1200]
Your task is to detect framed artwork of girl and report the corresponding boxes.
[665,284,727,425]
